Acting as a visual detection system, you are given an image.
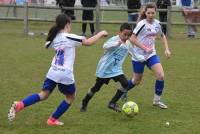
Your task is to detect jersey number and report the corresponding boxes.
[55,49,64,66]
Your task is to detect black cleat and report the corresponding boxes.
[80,106,87,112]
[108,103,121,112]
[80,101,87,112]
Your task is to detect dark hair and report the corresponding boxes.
[138,3,157,21]
[46,14,71,48]
[120,23,132,32]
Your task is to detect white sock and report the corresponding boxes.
[154,94,161,102]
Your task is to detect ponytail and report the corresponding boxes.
[45,13,71,48]
[138,9,146,21]
[45,25,59,48]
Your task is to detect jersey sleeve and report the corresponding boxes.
[66,33,86,47]
[103,36,120,49]
[157,23,163,36]
[133,20,146,36]
[155,19,163,36]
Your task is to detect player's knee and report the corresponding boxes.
[65,94,75,104]
[39,92,50,101]
[121,81,129,90]
[90,87,100,94]
[156,73,164,81]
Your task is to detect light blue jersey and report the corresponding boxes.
[96,35,129,78]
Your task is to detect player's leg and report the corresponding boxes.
[89,11,95,35]
[121,60,144,101]
[187,25,196,38]
[108,75,128,112]
[82,11,87,36]
[89,23,95,36]
[47,83,76,126]
[148,55,167,109]
[80,77,107,112]
[8,78,56,122]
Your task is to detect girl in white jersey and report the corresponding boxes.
[122,3,171,109]
[8,14,108,126]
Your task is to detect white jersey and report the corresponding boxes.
[46,33,85,85]
[128,19,163,62]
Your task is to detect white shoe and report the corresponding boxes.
[153,100,168,109]
[8,101,18,121]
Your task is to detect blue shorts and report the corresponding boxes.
[42,78,76,95]
[132,55,160,74]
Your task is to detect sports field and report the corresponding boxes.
[0,16,200,134]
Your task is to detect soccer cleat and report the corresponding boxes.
[108,103,121,112]
[120,92,128,102]
[80,103,87,112]
[8,101,24,122]
[47,118,64,126]
[8,101,18,121]
[80,100,88,112]
[153,100,168,109]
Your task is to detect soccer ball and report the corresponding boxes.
[122,101,139,116]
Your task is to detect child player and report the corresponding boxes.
[8,14,108,126]
[80,23,132,112]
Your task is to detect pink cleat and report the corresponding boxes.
[47,117,64,126]
[8,101,24,122]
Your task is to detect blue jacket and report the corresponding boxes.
[181,0,192,6]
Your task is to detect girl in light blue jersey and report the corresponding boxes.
[121,3,171,109]
[80,23,132,112]
[8,14,108,126]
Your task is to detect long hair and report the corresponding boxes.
[45,14,71,48]
[138,3,157,21]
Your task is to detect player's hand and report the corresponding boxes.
[165,49,171,59]
[99,30,108,37]
[144,47,153,53]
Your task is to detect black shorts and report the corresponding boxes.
[96,74,128,89]
[82,10,94,20]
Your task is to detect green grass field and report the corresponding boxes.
[0,19,200,134]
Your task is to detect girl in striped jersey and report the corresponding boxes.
[122,3,171,109]
[8,14,108,126]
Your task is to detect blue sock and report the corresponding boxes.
[22,93,40,107]
[155,80,164,96]
[127,79,135,91]
[52,100,70,119]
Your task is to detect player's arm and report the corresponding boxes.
[129,34,153,53]
[103,38,122,49]
[130,21,153,53]
[160,33,171,58]
[82,31,108,46]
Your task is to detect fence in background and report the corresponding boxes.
[0,1,200,37]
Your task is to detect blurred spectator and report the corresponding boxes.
[81,0,97,36]
[156,0,171,35]
[101,0,110,6]
[127,0,141,29]
[56,0,76,20]
[180,0,197,38]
